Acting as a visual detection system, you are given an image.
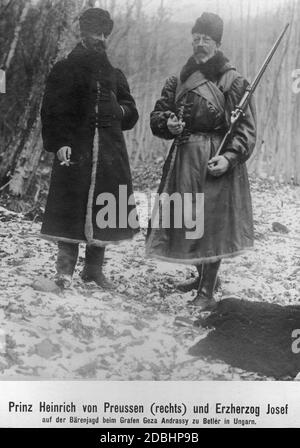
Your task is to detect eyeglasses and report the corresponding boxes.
[192,35,214,45]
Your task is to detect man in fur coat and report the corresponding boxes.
[146,12,256,311]
[41,8,139,289]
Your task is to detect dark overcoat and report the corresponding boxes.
[146,52,257,264]
[41,43,139,246]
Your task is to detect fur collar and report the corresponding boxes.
[180,51,233,83]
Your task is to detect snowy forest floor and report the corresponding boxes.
[0,167,299,381]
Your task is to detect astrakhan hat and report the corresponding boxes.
[191,12,223,43]
[79,8,114,36]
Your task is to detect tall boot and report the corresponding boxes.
[81,245,114,290]
[176,264,221,293]
[177,264,203,293]
[188,260,221,311]
[55,242,79,289]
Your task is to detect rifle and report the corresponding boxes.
[212,23,289,160]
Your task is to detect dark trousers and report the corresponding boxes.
[56,241,105,276]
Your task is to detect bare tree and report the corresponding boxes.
[0,0,299,212]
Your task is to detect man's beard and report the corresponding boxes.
[92,41,106,53]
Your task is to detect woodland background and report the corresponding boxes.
[0,0,299,381]
[0,0,300,212]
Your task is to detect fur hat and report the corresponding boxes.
[79,8,114,36]
[191,12,223,43]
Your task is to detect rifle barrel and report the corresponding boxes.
[214,23,289,158]
[251,23,289,93]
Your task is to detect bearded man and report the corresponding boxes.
[146,12,257,311]
[41,8,139,289]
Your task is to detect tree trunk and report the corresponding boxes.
[0,0,78,201]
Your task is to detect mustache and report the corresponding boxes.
[195,47,207,54]
[84,39,106,53]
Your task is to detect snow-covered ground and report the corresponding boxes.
[0,179,299,380]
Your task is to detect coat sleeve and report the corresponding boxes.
[150,76,178,140]
[40,60,76,153]
[116,69,139,131]
[222,75,257,168]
